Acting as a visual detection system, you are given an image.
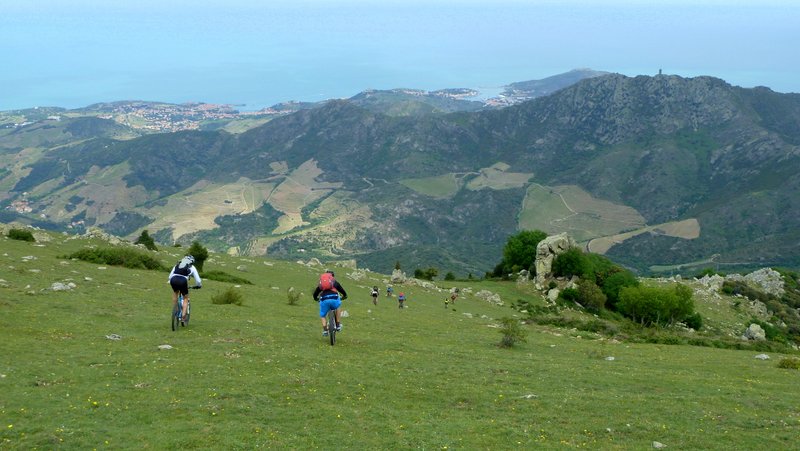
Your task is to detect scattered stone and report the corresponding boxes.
[341,310,349,318]
[754,354,770,360]
[158,344,173,350]
[652,441,667,449]
[236,265,247,272]
[84,277,93,281]
[347,269,368,281]
[519,394,538,399]
[475,290,503,306]
[463,313,473,318]
[51,282,76,291]
[105,334,122,340]
[605,356,616,361]
[547,288,560,302]
[21,255,37,261]
[97,266,107,270]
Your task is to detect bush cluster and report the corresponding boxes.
[777,358,800,370]
[617,284,695,327]
[498,317,527,348]
[211,288,244,306]
[66,247,166,270]
[492,229,548,277]
[7,228,35,242]
[203,270,253,285]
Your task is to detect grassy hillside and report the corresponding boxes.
[2,226,799,448]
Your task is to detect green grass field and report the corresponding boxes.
[1,230,799,449]
[400,174,460,198]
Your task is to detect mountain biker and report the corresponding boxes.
[371,285,379,305]
[386,285,393,297]
[398,292,406,308]
[313,270,348,337]
[168,255,202,321]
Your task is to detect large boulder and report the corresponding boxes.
[391,269,407,284]
[742,323,766,341]
[726,268,785,297]
[534,233,578,284]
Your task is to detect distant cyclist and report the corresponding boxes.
[313,270,348,337]
[168,255,202,322]
[398,292,406,309]
[386,285,393,297]
[371,286,379,305]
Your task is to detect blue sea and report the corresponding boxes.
[1,0,797,111]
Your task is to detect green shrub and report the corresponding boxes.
[684,312,704,330]
[499,230,548,275]
[7,228,35,242]
[617,283,696,327]
[134,229,157,251]
[414,267,438,280]
[66,247,166,270]
[498,317,527,348]
[444,272,456,281]
[552,247,591,279]
[211,288,244,306]
[577,280,607,312]
[287,287,300,306]
[559,287,580,303]
[187,241,209,271]
[777,358,800,370]
[601,270,639,309]
[202,270,253,285]
[548,280,558,289]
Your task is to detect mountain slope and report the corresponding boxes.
[4,74,800,275]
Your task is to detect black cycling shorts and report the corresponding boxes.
[170,276,189,295]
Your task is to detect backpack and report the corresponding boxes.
[174,262,192,277]
[319,273,337,292]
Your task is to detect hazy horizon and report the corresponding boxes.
[1,0,798,111]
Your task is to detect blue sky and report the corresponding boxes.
[1,0,797,110]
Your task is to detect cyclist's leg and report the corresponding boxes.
[182,293,190,319]
[320,299,330,331]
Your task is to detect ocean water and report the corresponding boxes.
[1,0,797,111]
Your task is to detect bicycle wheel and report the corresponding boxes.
[171,299,180,331]
[327,309,336,346]
[183,301,191,326]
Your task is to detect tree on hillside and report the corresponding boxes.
[414,267,438,281]
[134,229,157,251]
[552,247,591,278]
[187,241,209,271]
[496,229,548,276]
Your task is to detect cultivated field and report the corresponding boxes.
[519,184,646,243]
[465,162,532,191]
[146,178,277,240]
[400,173,460,198]
[1,229,798,449]
[588,219,701,255]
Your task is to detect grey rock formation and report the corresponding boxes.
[742,323,766,341]
[534,233,578,284]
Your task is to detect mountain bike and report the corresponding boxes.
[326,308,337,346]
[172,286,199,331]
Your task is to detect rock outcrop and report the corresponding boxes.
[534,233,578,285]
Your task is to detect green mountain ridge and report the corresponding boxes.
[3,73,800,275]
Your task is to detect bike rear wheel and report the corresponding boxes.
[171,300,180,331]
[182,301,191,326]
[327,309,336,346]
